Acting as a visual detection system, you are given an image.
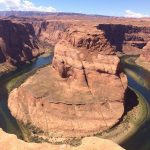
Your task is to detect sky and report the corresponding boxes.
[0,0,149,18]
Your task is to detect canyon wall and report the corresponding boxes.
[0,19,45,65]
[34,20,70,46]
[1,17,150,67]
[98,24,150,54]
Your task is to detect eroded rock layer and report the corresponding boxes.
[0,19,44,65]
[98,24,150,54]
[1,17,150,67]
[8,24,127,139]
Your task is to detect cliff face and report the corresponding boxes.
[0,19,43,65]
[138,41,150,62]
[35,21,70,46]
[98,24,150,54]
[8,23,127,140]
[136,41,150,70]
[1,18,150,67]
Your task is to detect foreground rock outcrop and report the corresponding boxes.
[8,23,127,141]
[0,129,124,150]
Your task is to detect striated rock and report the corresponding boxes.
[0,19,44,65]
[98,24,150,54]
[35,21,70,46]
[1,17,150,67]
[8,24,127,139]
[0,129,124,150]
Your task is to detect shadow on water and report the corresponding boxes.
[0,55,53,139]
[124,88,139,114]
[120,56,150,150]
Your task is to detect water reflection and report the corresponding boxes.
[121,56,150,150]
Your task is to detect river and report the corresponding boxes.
[0,55,150,149]
[121,56,150,150]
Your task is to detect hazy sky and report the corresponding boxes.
[0,0,149,18]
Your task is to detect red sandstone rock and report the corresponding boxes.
[36,21,70,46]
[1,17,150,66]
[98,24,150,54]
[0,19,43,65]
[8,24,127,140]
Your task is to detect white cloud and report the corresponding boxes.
[0,0,56,12]
[125,10,149,18]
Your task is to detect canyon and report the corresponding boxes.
[8,23,127,140]
[0,12,150,150]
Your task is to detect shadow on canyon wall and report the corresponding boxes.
[97,24,127,52]
[110,87,139,130]
[97,24,148,52]
[124,88,139,112]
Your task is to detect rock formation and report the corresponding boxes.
[8,23,127,140]
[1,16,150,68]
